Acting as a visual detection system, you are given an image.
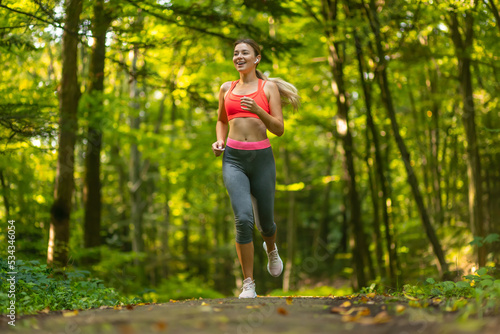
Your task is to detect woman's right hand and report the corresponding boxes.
[212,140,225,157]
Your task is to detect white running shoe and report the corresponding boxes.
[263,241,283,277]
[239,277,257,299]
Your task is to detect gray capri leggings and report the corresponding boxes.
[222,145,277,244]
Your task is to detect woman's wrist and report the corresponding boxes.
[254,106,266,118]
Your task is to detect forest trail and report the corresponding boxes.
[2,296,499,334]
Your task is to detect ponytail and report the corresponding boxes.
[256,69,300,112]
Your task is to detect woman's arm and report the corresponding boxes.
[240,81,284,136]
[212,82,230,156]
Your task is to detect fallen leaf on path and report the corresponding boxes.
[366,293,376,298]
[357,307,371,316]
[330,307,345,314]
[39,307,50,313]
[246,305,261,309]
[340,301,352,308]
[404,294,419,301]
[114,305,122,310]
[341,314,358,322]
[277,307,288,316]
[62,310,78,317]
[286,296,293,305]
[117,323,135,334]
[348,312,388,324]
[201,302,209,306]
[430,298,442,305]
[342,310,391,325]
[396,305,406,313]
[332,306,370,317]
[126,304,135,310]
[152,321,168,332]
[369,311,391,324]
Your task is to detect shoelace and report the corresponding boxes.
[268,249,279,263]
[242,279,255,291]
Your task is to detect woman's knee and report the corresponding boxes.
[235,213,254,244]
[260,221,276,238]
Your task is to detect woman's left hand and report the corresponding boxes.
[240,97,262,116]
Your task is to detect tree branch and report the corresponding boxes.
[0,3,79,38]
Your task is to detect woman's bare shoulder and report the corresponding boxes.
[221,81,233,92]
[264,80,279,92]
[263,80,279,98]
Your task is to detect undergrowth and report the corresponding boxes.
[0,259,141,315]
[360,266,500,318]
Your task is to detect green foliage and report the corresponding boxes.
[0,260,140,315]
[401,267,500,317]
[141,276,224,302]
[75,247,149,295]
[470,234,500,247]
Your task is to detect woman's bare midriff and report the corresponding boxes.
[228,117,268,142]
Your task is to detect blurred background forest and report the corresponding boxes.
[0,0,499,301]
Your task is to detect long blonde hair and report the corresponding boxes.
[234,39,300,111]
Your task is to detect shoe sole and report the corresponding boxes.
[238,294,257,299]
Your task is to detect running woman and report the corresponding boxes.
[212,38,300,298]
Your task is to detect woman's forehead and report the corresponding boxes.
[234,43,252,52]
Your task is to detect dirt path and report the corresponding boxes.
[2,296,499,334]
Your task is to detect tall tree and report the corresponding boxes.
[320,0,368,288]
[0,170,9,216]
[282,146,296,292]
[349,12,397,284]
[361,0,449,274]
[445,0,486,266]
[129,15,145,268]
[83,0,113,260]
[47,0,83,266]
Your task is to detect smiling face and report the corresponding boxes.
[233,43,260,73]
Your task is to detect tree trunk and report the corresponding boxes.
[363,0,449,275]
[48,0,83,267]
[312,140,337,256]
[427,64,445,227]
[183,190,190,260]
[448,4,486,266]
[160,172,171,278]
[364,133,385,277]
[0,170,9,216]
[129,15,145,278]
[282,146,296,292]
[83,0,112,261]
[350,15,397,285]
[322,0,367,289]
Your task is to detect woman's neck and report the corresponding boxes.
[239,71,259,84]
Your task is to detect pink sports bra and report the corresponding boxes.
[224,79,270,120]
